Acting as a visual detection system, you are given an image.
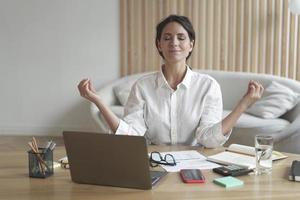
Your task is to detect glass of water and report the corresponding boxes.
[255,135,273,175]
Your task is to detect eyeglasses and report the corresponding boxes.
[60,162,70,169]
[149,151,176,167]
[58,158,69,169]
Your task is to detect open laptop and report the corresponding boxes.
[63,131,167,190]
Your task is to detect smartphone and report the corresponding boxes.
[180,169,205,183]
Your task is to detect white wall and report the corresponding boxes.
[0,0,119,135]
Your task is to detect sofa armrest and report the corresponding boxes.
[96,82,119,106]
[271,115,300,143]
[282,101,300,122]
[90,103,113,133]
[274,126,300,154]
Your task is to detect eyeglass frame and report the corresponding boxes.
[149,151,176,167]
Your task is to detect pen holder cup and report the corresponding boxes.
[28,148,54,178]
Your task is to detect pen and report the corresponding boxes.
[44,140,53,153]
[45,141,52,149]
[50,142,56,151]
[44,140,56,153]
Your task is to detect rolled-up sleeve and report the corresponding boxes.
[115,82,147,136]
[195,80,231,148]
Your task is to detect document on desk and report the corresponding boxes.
[155,150,220,172]
[207,151,256,169]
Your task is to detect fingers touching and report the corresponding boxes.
[241,80,264,109]
[248,80,264,98]
[77,78,89,97]
[77,78,95,98]
[88,79,96,93]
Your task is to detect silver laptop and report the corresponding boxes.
[63,131,167,190]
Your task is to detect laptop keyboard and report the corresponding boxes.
[151,175,160,185]
[150,171,167,186]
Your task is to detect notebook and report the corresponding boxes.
[224,144,287,161]
[289,160,300,182]
[207,144,288,169]
[63,131,167,190]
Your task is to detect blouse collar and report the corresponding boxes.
[156,65,192,90]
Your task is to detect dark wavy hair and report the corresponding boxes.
[155,15,195,60]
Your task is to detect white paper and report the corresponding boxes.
[154,150,206,161]
[150,150,220,172]
[161,158,220,172]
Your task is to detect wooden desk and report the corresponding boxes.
[0,136,299,200]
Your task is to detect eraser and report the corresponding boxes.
[213,176,244,188]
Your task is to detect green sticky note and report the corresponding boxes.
[213,176,244,188]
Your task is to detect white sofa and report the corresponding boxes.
[90,70,300,153]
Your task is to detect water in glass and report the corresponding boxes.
[255,135,273,175]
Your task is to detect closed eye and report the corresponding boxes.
[177,34,186,40]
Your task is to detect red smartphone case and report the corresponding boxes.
[180,169,205,183]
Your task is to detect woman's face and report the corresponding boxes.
[157,22,194,64]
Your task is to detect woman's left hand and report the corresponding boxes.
[240,80,264,109]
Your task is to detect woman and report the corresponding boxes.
[78,15,264,147]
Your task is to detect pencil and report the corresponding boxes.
[30,138,48,167]
[32,137,39,151]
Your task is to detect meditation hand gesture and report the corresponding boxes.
[78,78,119,132]
[241,80,264,109]
[221,80,264,134]
[77,79,100,104]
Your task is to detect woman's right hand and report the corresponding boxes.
[77,79,100,104]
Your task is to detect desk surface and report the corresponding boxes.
[0,136,299,200]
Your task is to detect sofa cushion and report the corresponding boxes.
[113,78,137,106]
[110,105,124,118]
[246,81,300,119]
[113,85,131,106]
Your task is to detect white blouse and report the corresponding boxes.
[115,66,231,147]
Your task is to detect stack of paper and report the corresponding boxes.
[154,150,220,172]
